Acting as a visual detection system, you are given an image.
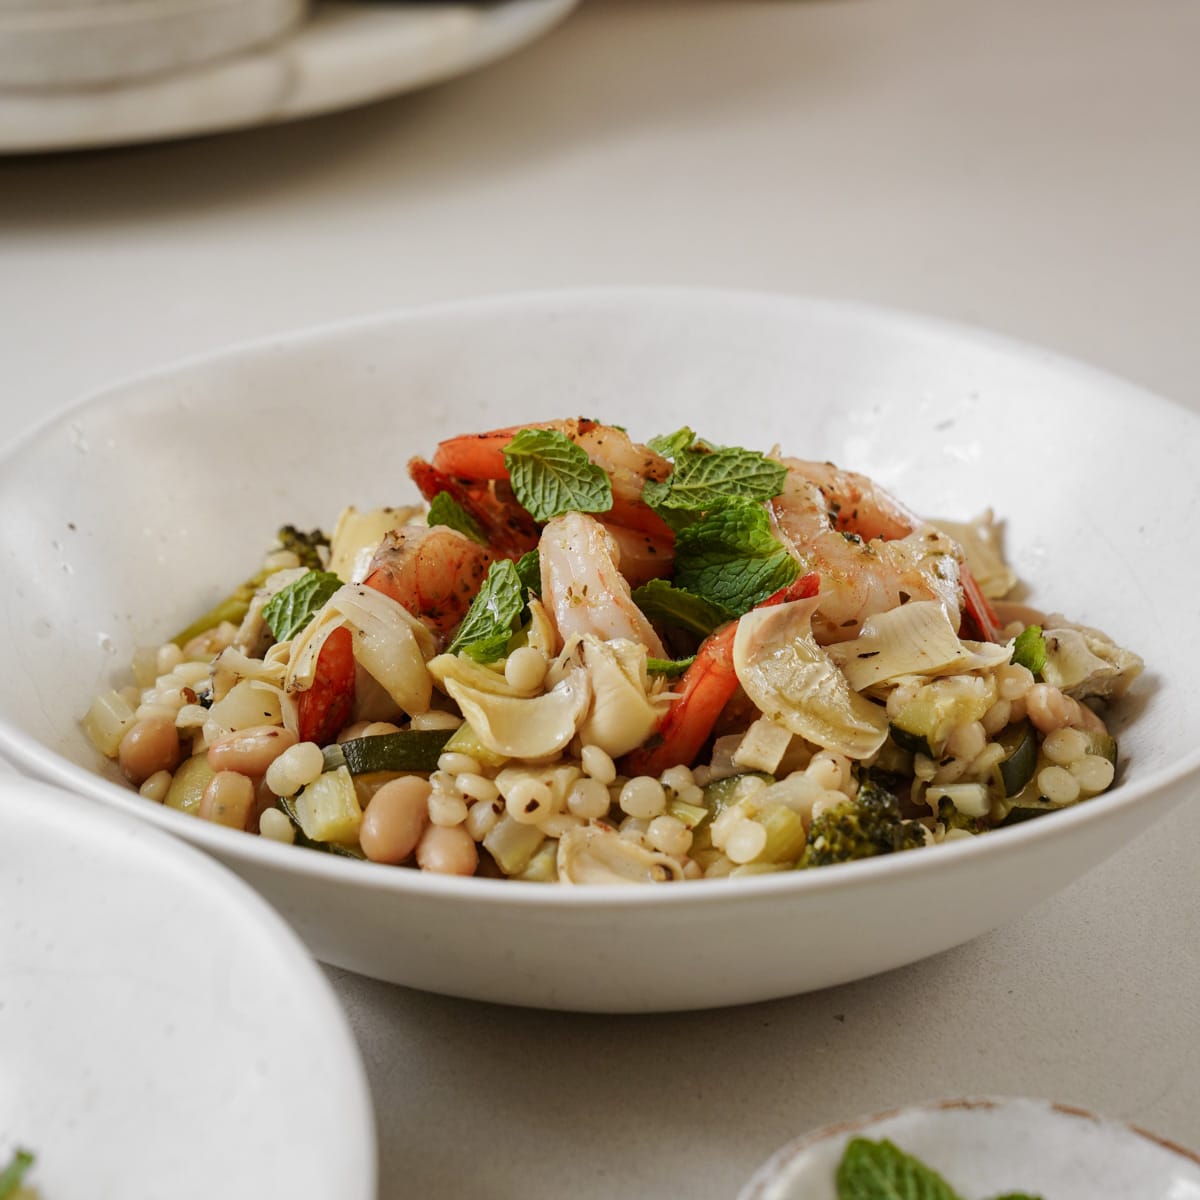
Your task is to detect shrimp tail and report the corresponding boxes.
[408,456,540,560]
[620,572,821,776]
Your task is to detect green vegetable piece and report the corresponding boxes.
[276,525,329,570]
[1011,624,1047,677]
[889,722,933,759]
[427,491,486,545]
[989,1194,1043,1200]
[632,577,732,637]
[515,548,542,598]
[646,655,696,678]
[800,774,925,868]
[672,499,800,617]
[836,1137,962,1200]
[0,1149,34,1200]
[338,729,454,775]
[646,426,698,460]
[262,569,343,643]
[503,428,613,522]
[643,445,788,512]
[447,559,524,663]
[995,720,1038,797]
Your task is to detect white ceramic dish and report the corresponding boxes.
[738,1096,1200,1199]
[0,288,1197,1013]
[0,774,376,1200]
[0,0,578,154]
[0,0,306,90]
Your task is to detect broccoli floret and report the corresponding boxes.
[276,525,329,570]
[798,773,926,868]
[936,796,989,835]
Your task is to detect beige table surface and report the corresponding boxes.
[3,1,1198,1196]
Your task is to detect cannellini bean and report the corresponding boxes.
[138,769,173,804]
[360,777,431,864]
[199,770,256,829]
[118,716,182,785]
[207,725,297,777]
[416,823,479,876]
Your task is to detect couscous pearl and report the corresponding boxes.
[337,721,371,743]
[681,859,704,880]
[1071,754,1115,793]
[504,645,548,692]
[725,819,768,865]
[155,642,184,675]
[465,798,504,841]
[659,765,695,796]
[981,699,1013,736]
[438,752,481,777]
[581,745,617,786]
[458,773,499,804]
[258,807,295,844]
[506,778,554,824]
[805,753,842,791]
[409,710,464,731]
[1037,765,1081,806]
[138,769,172,803]
[997,663,1036,700]
[913,754,937,782]
[647,814,692,858]
[428,792,469,828]
[538,813,585,838]
[619,776,667,820]
[363,721,403,737]
[567,777,612,820]
[1043,727,1089,766]
[265,741,325,798]
[970,743,1007,776]
[947,721,987,762]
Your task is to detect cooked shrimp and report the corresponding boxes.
[363,525,494,639]
[620,573,820,776]
[769,459,964,645]
[539,511,667,658]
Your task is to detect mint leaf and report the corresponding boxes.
[643,446,787,512]
[672,500,800,617]
[632,578,732,637]
[515,549,542,598]
[447,559,524,663]
[836,1138,962,1200]
[0,1149,34,1200]
[647,426,698,460]
[646,655,695,677]
[1011,625,1047,678]
[503,429,612,522]
[989,1194,1043,1199]
[427,491,486,545]
[263,570,343,642]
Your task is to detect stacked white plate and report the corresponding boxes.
[0,0,307,89]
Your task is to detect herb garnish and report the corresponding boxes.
[427,491,487,545]
[835,1137,1042,1200]
[447,559,525,663]
[1011,624,1047,678]
[262,570,343,642]
[503,429,613,522]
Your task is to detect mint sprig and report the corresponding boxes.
[262,570,343,643]
[632,578,732,637]
[447,559,524,663]
[427,491,486,545]
[643,445,787,512]
[0,1149,34,1200]
[672,499,799,617]
[646,426,698,460]
[646,655,696,678]
[503,429,613,522]
[515,549,542,599]
[837,1138,961,1200]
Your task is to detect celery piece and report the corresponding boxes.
[164,754,216,815]
[443,722,508,769]
[667,798,709,830]
[754,802,808,865]
[514,839,559,882]
[483,816,545,876]
[294,766,362,843]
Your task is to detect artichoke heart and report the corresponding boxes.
[440,665,591,760]
[575,635,669,758]
[557,824,684,885]
[1041,623,1144,701]
[826,600,1012,691]
[733,596,889,761]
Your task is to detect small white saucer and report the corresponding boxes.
[0,0,578,154]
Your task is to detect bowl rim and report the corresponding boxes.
[2,285,1197,908]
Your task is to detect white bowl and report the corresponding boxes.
[0,0,306,89]
[738,1096,1200,1199]
[0,288,1196,1013]
[0,774,375,1200]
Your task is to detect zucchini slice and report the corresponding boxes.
[326,728,454,776]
